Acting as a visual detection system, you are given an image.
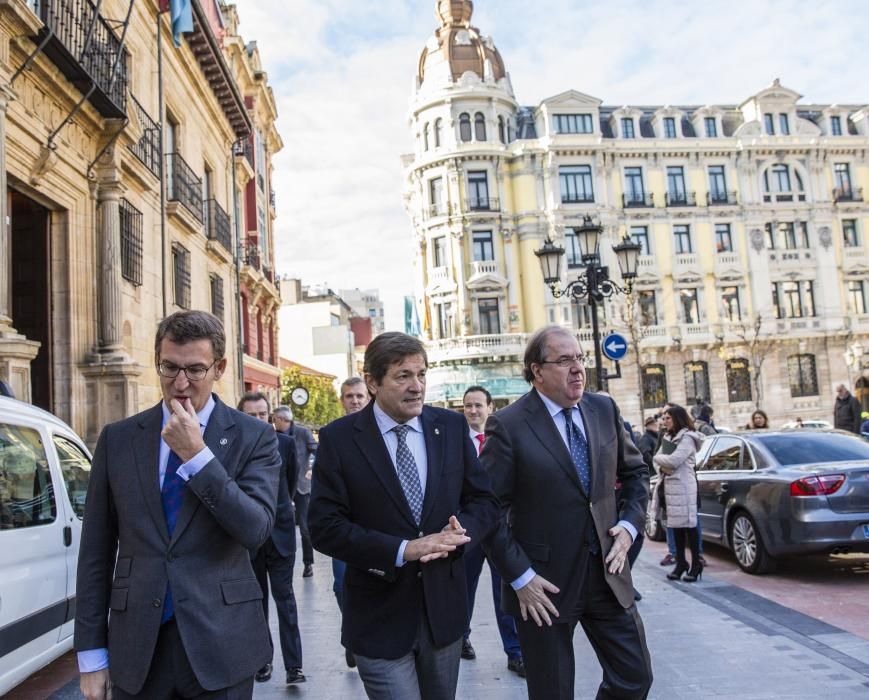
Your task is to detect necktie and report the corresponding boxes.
[475,433,485,455]
[160,449,186,623]
[393,425,424,524]
[563,408,591,495]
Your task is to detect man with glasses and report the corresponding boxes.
[75,310,281,700]
[483,326,652,700]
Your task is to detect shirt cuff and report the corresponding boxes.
[511,567,536,590]
[176,446,215,481]
[395,539,409,567]
[78,648,109,673]
[618,519,638,542]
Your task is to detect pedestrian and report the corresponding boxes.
[482,326,652,700]
[75,310,281,699]
[861,411,869,435]
[695,405,717,436]
[637,416,659,473]
[748,409,769,430]
[834,384,862,434]
[459,385,526,678]
[308,332,498,700]
[652,405,704,582]
[273,405,318,576]
[238,392,305,686]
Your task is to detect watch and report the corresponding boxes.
[291,386,309,407]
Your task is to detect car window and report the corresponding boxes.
[755,432,869,466]
[53,435,91,519]
[700,436,745,471]
[0,423,57,529]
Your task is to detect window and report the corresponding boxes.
[472,231,494,261]
[725,359,752,403]
[432,236,447,268]
[663,117,677,138]
[715,223,733,252]
[459,113,472,142]
[763,113,774,135]
[624,167,645,202]
[0,423,56,529]
[554,113,593,134]
[210,273,224,320]
[564,229,582,268]
[779,113,790,135]
[467,171,490,209]
[434,118,443,147]
[704,117,718,137]
[498,116,506,144]
[834,163,852,195]
[642,365,668,409]
[429,177,444,215]
[436,302,451,339]
[559,165,594,203]
[788,354,818,397]
[423,123,430,151]
[478,298,500,334]
[474,112,486,141]
[843,219,859,247]
[721,285,742,321]
[769,164,790,192]
[762,165,805,201]
[666,166,686,202]
[830,116,842,136]
[172,243,191,309]
[630,226,650,256]
[254,128,266,191]
[684,361,710,404]
[848,280,867,315]
[765,221,808,249]
[708,165,727,202]
[679,287,700,323]
[702,437,746,471]
[120,198,143,286]
[53,435,91,519]
[621,118,635,138]
[673,225,692,254]
[772,280,815,318]
[638,290,657,325]
[571,301,602,331]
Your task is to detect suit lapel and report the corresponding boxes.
[419,408,443,526]
[579,393,600,499]
[524,389,584,493]
[134,403,170,544]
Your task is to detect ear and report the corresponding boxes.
[214,357,228,380]
[364,373,378,397]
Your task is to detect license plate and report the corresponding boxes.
[864,524,869,539]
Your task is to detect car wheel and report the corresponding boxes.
[728,511,776,574]
[645,506,665,542]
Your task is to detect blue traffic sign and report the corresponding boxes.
[601,333,628,361]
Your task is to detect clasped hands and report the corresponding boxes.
[403,515,469,563]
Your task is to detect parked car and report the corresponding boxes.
[0,396,91,695]
[646,429,869,574]
[780,419,833,430]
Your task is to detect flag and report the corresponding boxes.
[159,0,193,48]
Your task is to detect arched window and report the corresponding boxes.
[642,364,668,409]
[683,361,710,404]
[788,354,818,397]
[498,116,506,144]
[762,164,806,202]
[459,113,472,142]
[725,358,752,403]
[423,123,430,151]
[474,112,487,141]
[434,118,443,147]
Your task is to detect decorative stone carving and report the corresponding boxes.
[818,226,832,250]
[750,228,765,252]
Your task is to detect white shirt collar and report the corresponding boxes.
[372,401,422,436]
[537,389,579,419]
[161,394,216,429]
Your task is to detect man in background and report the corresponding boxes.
[834,384,862,434]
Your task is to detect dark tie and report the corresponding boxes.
[160,449,186,623]
[393,425,424,525]
[563,408,591,495]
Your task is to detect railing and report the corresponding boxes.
[561,194,595,204]
[674,252,699,268]
[623,193,654,208]
[763,191,807,203]
[269,189,276,209]
[205,199,231,252]
[243,241,261,270]
[427,333,530,359]
[425,203,450,219]
[470,260,498,277]
[429,266,451,282]
[834,187,863,203]
[665,191,696,207]
[127,94,160,178]
[234,139,254,168]
[715,251,740,268]
[166,153,203,223]
[263,265,274,284]
[707,190,737,205]
[637,255,656,270]
[466,197,500,212]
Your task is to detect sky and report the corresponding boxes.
[232,0,869,330]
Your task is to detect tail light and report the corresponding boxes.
[789,474,845,496]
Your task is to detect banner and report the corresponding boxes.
[159,0,193,48]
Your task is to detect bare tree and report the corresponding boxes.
[730,313,777,410]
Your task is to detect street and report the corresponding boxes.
[8,535,869,699]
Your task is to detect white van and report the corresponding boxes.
[0,395,91,695]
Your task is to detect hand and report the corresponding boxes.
[162,399,205,462]
[605,524,633,575]
[305,469,312,480]
[80,669,111,700]
[515,574,560,627]
[404,521,469,563]
[441,515,463,533]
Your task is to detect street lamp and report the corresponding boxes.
[535,215,642,390]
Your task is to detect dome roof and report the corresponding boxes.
[417,0,506,88]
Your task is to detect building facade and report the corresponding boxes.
[403,0,869,426]
[340,288,385,336]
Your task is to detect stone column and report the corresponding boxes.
[94,163,126,356]
[0,83,15,329]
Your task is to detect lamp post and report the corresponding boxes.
[535,216,641,391]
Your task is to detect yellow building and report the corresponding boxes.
[403,0,869,427]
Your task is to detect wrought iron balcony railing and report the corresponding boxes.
[233,138,254,168]
[834,187,863,203]
[127,94,160,178]
[665,191,697,207]
[707,190,738,205]
[269,189,276,209]
[622,192,654,208]
[561,194,595,204]
[205,199,231,252]
[244,241,261,270]
[166,153,203,223]
[466,196,500,212]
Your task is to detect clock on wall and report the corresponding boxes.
[290,386,309,407]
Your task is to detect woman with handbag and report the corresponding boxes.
[653,404,705,582]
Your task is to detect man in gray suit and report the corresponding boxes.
[75,310,281,699]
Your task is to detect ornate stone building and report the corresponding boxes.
[403,0,869,427]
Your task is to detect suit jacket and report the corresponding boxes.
[269,432,298,557]
[483,389,649,614]
[308,403,499,659]
[74,396,281,693]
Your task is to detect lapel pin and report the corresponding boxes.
[434,428,440,435]
[219,437,228,446]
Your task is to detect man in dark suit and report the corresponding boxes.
[309,332,499,699]
[237,392,305,686]
[75,311,280,700]
[483,326,652,700]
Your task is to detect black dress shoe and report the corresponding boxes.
[460,639,476,660]
[302,564,314,578]
[507,657,526,678]
[254,663,272,682]
[345,647,357,668]
[286,667,306,684]
[633,588,643,602]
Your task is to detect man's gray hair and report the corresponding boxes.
[340,376,366,393]
[273,405,293,421]
[523,325,577,382]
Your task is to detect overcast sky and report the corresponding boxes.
[232,0,869,329]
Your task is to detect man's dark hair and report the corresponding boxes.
[363,332,427,384]
[523,326,575,382]
[238,391,271,413]
[463,385,493,405]
[155,310,226,359]
[663,404,695,435]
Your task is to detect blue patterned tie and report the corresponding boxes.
[393,425,424,525]
[564,408,591,495]
[160,449,186,623]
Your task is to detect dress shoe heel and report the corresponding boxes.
[684,562,704,583]
[666,563,688,581]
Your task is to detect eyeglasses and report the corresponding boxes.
[157,360,217,381]
[539,355,587,368]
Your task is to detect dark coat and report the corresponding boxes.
[637,429,658,472]
[834,392,862,433]
[268,432,298,557]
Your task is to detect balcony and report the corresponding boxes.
[424,203,450,220]
[623,193,654,208]
[665,191,697,207]
[127,95,160,179]
[636,255,658,275]
[262,265,274,284]
[166,153,203,223]
[427,333,530,363]
[834,187,864,203]
[33,0,129,118]
[269,189,276,210]
[561,194,595,204]
[763,191,807,203]
[234,138,254,167]
[243,241,261,271]
[843,246,868,270]
[714,251,742,276]
[707,191,738,206]
[673,252,699,276]
[205,199,231,253]
[465,196,500,212]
